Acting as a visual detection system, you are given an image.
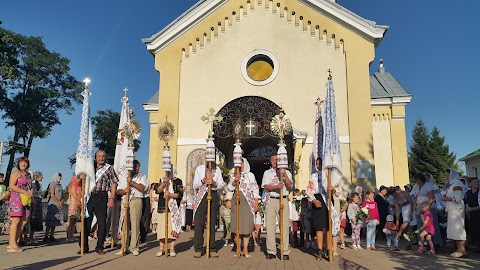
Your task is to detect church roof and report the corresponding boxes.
[370,71,411,99]
[142,0,389,54]
[460,149,480,162]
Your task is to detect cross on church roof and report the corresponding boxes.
[123,87,128,96]
[201,108,223,138]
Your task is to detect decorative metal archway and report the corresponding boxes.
[213,96,293,168]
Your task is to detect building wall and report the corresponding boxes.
[466,157,480,178]
[372,113,394,188]
[147,0,377,187]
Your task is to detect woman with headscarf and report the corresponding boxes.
[66,174,82,242]
[424,173,443,248]
[354,186,363,205]
[29,171,44,243]
[44,172,63,243]
[411,173,435,249]
[228,158,260,258]
[441,168,467,257]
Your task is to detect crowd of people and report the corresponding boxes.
[1,153,479,262]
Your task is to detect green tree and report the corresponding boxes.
[408,120,431,180]
[0,27,82,181]
[408,121,458,187]
[425,127,456,187]
[91,109,140,164]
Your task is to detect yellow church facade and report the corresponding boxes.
[142,0,412,191]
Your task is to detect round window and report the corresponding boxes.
[242,50,279,86]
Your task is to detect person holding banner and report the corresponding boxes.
[307,157,341,260]
[228,158,260,258]
[192,161,225,258]
[155,167,183,257]
[262,154,293,260]
[115,160,147,256]
[79,150,119,255]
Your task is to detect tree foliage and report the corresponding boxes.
[0,27,82,181]
[91,109,141,164]
[408,120,458,187]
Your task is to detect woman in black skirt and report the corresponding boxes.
[307,158,329,260]
[29,171,44,243]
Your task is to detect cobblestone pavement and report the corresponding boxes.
[1,228,479,270]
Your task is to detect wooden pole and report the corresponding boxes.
[327,168,333,262]
[235,166,241,258]
[80,175,86,255]
[206,161,212,259]
[111,198,116,249]
[164,170,170,256]
[121,170,131,255]
[279,172,284,262]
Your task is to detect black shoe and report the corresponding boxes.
[96,248,105,255]
[77,249,89,254]
[49,236,57,242]
[42,237,50,243]
[140,238,146,244]
[283,255,290,260]
[266,254,276,259]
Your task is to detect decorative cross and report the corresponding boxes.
[83,78,91,87]
[246,120,257,136]
[123,87,128,96]
[201,108,223,138]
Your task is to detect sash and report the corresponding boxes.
[168,194,182,238]
[263,173,279,211]
[192,167,216,219]
[85,164,111,219]
[234,173,257,219]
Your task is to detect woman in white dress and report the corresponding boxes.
[441,168,467,258]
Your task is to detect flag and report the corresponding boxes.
[75,87,95,217]
[323,77,342,189]
[113,94,131,185]
[312,98,324,173]
[115,94,131,239]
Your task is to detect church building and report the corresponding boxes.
[142,0,412,191]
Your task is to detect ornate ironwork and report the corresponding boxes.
[214,96,283,139]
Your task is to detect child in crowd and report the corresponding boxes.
[347,192,363,250]
[220,198,233,246]
[383,215,399,250]
[253,210,263,247]
[339,192,348,249]
[290,189,303,247]
[362,190,380,250]
[300,197,314,249]
[416,202,435,255]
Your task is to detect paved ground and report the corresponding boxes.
[1,227,479,270]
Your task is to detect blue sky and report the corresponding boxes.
[1,0,478,185]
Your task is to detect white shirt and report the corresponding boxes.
[227,172,261,200]
[118,172,148,199]
[261,168,293,197]
[412,182,434,206]
[289,199,301,221]
[193,164,225,191]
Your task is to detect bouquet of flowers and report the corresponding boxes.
[339,198,346,210]
[356,206,370,222]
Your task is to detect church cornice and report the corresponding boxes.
[142,0,389,55]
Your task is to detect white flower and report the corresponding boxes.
[361,207,369,214]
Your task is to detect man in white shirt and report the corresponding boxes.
[261,154,293,260]
[115,160,148,256]
[192,163,225,258]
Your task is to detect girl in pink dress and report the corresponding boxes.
[8,157,33,253]
[416,202,435,255]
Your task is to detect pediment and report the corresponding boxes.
[142,0,388,55]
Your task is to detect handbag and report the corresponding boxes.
[20,193,31,206]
